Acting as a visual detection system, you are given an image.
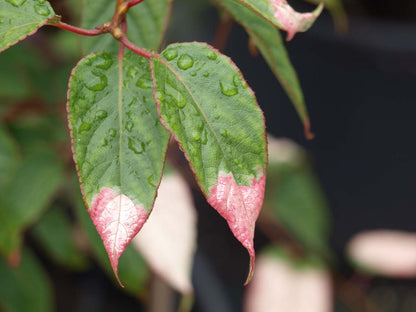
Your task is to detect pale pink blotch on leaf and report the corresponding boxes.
[89,188,148,286]
[208,172,266,284]
[269,0,323,40]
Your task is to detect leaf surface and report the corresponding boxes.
[0,0,55,52]
[151,42,267,283]
[0,149,64,259]
[67,51,169,284]
[219,0,311,135]
[0,247,53,312]
[81,0,172,54]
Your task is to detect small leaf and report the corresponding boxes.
[219,0,312,136]
[0,0,55,52]
[73,185,148,295]
[67,51,169,284]
[151,42,267,283]
[0,247,53,312]
[221,0,322,40]
[133,168,197,294]
[81,0,172,53]
[31,205,89,271]
[0,149,64,258]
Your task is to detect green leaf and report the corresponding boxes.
[219,0,312,136]
[218,0,322,40]
[67,51,169,284]
[73,186,148,296]
[0,126,20,191]
[0,247,53,312]
[81,0,172,54]
[0,0,55,52]
[31,205,90,271]
[151,42,267,283]
[0,149,64,257]
[265,137,330,257]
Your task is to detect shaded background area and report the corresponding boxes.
[1,0,416,311]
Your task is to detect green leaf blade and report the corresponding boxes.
[81,0,172,54]
[151,42,267,283]
[0,0,55,52]
[67,51,169,284]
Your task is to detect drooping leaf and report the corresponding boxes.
[67,51,169,284]
[73,185,148,295]
[0,0,55,52]
[264,137,330,257]
[0,126,20,190]
[31,205,89,271]
[306,0,347,32]
[219,0,322,41]
[133,167,197,294]
[219,0,311,136]
[151,42,267,283]
[81,0,172,54]
[0,247,53,312]
[0,149,64,259]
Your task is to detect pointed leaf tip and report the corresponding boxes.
[208,172,266,284]
[89,188,148,286]
[270,0,323,40]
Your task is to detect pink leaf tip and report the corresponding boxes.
[270,0,323,41]
[89,188,148,286]
[208,172,266,284]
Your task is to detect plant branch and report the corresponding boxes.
[50,21,103,36]
[120,36,153,59]
[126,0,145,9]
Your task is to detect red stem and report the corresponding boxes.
[126,0,145,9]
[120,36,153,59]
[51,21,102,36]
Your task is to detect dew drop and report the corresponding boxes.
[108,129,117,137]
[136,76,152,89]
[5,0,26,7]
[215,115,221,120]
[177,54,194,70]
[102,138,108,147]
[95,110,107,119]
[34,3,50,16]
[201,130,208,145]
[125,121,134,132]
[220,129,228,138]
[203,72,210,77]
[220,81,238,97]
[86,72,107,91]
[79,122,91,132]
[163,48,178,61]
[128,137,144,154]
[190,71,197,77]
[127,67,139,78]
[84,58,92,66]
[207,51,217,60]
[147,175,156,187]
[192,131,200,141]
[96,54,113,70]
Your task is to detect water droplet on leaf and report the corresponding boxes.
[108,129,117,137]
[136,76,152,89]
[203,72,209,77]
[192,131,200,141]
[79,122,91,132]
[191,71,197,77]
[177,54,194,70]
[95,110,107,119]
[6,0,26,7]
[34,4,50,16]
[207,51,217,60]
[127,67,138,78]
[86,71,107,91]
[126,121,134,132]
[163,48,178,61]
[221,129,228,138]
[220,81,238,96]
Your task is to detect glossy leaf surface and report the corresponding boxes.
[0,248,52,312]
[81,0,172,53]
[0,150,64,258]
[32,205,89,271]
[73,187,148,295]
[0,0,55,52]
[220,0,322,40]
[151,42,267,283]
[219,0,311,135]
[68,51,169,283]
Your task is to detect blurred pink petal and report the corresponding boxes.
[244,253,332,312]
[347,230,416,278]
[132,173,197,294]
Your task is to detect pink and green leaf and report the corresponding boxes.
[151,42,267,283]
[67,51,170,285]
[219,0,312,137]
[0,0,55,52]
[225,0,322,40]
